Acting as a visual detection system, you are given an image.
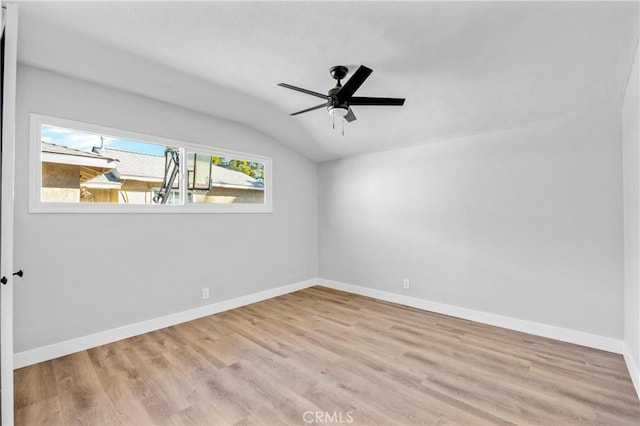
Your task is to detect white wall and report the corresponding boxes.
[319,111,624,339]
[13,65,318,353]
[623,40,640,394]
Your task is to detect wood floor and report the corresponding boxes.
[14,286,640,425]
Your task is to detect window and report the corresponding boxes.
[187,151,266,205]
[30,114,272,213]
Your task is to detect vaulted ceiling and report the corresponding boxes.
[17,1,639,162]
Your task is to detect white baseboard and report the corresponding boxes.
[13,279,316,369]
[317,278,623,354]
[14,277,630,381]
[623,342,640,399]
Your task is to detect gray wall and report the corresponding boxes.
[13,64,632,355]
[623,41,640,378]
[319,111,624,338]
[13,65,318,353]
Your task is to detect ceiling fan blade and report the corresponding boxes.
[349,97,405,106]
[290,102,330,116]
[336,65,373,101]
[278,83,328,100]
[344,108,357,122]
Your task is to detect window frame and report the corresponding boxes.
[29,114,273,214]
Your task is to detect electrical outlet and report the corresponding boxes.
[202,288,210,300]
[403,279,410,290]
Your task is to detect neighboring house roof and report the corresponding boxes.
[97,147,263,190]
[42,141,113,160]
[41,141,118,168]
[211,165,264,190]
[94,147,165,182]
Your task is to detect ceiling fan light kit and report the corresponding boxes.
[278,65,405,132]
[328,106,349,118]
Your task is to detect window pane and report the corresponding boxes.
[151,187,181,205]
[40,124,179,204]
[187,152,212,190]
[187,152,265,204]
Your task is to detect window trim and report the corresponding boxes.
[29,113,273,214]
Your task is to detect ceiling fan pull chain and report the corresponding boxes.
[342,118,345,136]
[333,113,335,130]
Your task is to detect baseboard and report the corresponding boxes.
[317,278,623,354]
[623,342,640,399]
[14,277,628,372]
[13,278,317,369]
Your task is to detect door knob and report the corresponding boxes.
[1,269,23,285]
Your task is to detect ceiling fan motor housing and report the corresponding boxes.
[327,86,349,116]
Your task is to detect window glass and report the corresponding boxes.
[188,152,265,204]
[40,124,175,205]
[187,152,212,190]
[31,114,272,213]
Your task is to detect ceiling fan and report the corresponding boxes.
[278,65,405,123]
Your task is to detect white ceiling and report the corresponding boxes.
[17,1,639,162]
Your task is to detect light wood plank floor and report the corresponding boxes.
[15,286,640,425]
